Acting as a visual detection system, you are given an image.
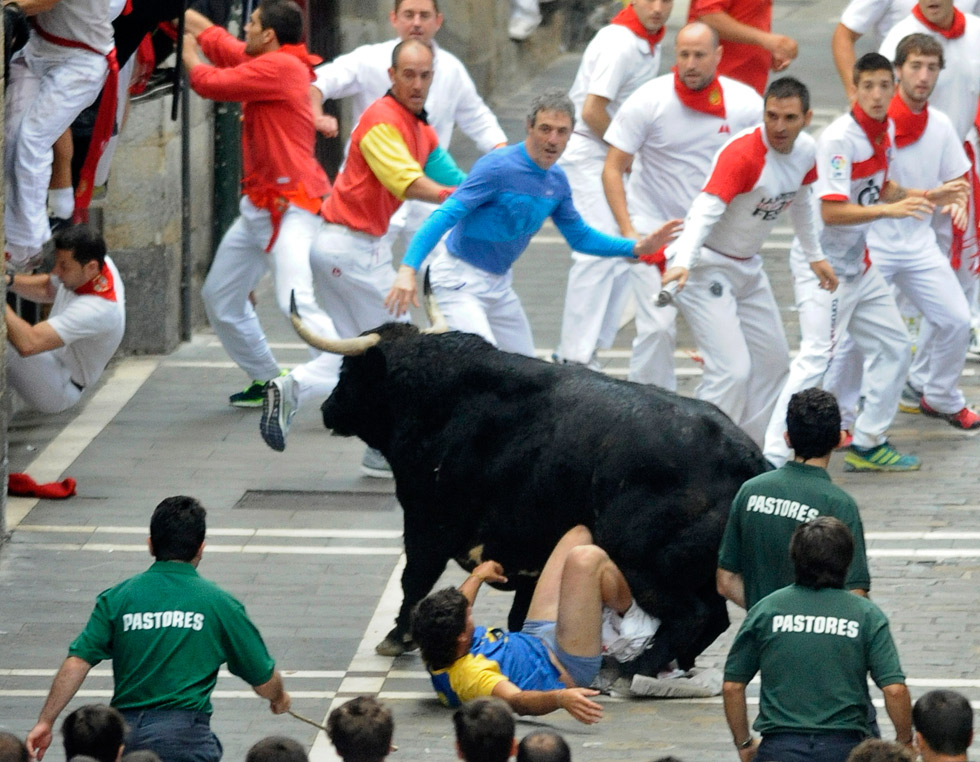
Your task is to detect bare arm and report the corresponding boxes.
[7,272,56,303]
[882,683,914,749]
[831,23,860,102]
[183,8,214,37]
[603,146,638,238]
[459,561,507,606]
[403,175,455,204]
[26,657,93,760]
[252,670,291,714]
[309,85,338,138]
[5,306,65,356]
[696,11,797,71]
[2,0,61,15]
[716,568,747,609]
[820,196,934,227]
[581,95,612,142]
[492,680,603,724]
[722,681,759,761]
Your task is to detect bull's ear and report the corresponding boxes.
[361,345,388,378]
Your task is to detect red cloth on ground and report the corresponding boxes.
[9,473,77,498]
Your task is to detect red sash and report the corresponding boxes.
[610,5,666,53]
[32,21,118,222]
[888,94,928,148]
[73,262,117,302]
[850,104,891,179]
[247,183,323,252]
[951,141,980,271]
[912,4,966,38]
[672,67,725,118]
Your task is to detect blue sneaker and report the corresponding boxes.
[844,441,921,472]
[260,376,297,452]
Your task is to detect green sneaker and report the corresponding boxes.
[229,380,267,408]
[844,441,921,472]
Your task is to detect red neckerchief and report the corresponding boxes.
[610,4,665,53]
[278,43,323,81]
[672,67,726,118]
[912,4,966,38]
[73,263,117,302]
[850,103,891,177]
[888,93,928,148]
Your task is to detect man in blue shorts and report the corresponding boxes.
[412,525,656,724]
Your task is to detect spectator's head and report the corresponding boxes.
[845,740,915,762]
[62,705,126,762]
[246,736,308,762]
[388,38,435,116]
[245,0,303,55]
[0,733,28,762]
[412,587,470,670]
[651,758,686,762]
[149,496,207,563]
[453,698,516,762]
[913,689,974,759]
[790,516,853,590]
[51,225,106,290]
[630,0,672,34]
[525,89,574,170]
[326,697,394,762]
[674,22,721,91]
[893,34,944,108]
[121,752,162,762]
[785,388,842,460]
[390,0,442,44]
[852,52,894,120]
[516,731,569,762]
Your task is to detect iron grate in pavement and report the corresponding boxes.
[233,490,399,512]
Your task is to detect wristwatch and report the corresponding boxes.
[5,272,13,288]
[736,737,754,750]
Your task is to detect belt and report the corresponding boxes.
[705,245,753,262]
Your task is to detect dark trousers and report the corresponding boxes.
[121,710,222,762]
[757,731,866,762]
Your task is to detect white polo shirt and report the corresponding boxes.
[880,12,980,141]
[562,24,663,162]
[668,126,821,269]
[312,39,505,153]
[812,112,895,279]
[34,0,113,54]
[868,105,970,265]
[46,257,126,388]
[603,73,762,229]
[840,0,978,40]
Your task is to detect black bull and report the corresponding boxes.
[317,322,769,670]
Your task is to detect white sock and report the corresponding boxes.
[48,187,75,219]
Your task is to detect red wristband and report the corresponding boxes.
[438,187,456,203]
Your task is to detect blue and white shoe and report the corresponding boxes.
[260,376,297,452]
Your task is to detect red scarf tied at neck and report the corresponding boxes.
[888,94,928,148]
[610,4,666,53]
[850,103,891,177]
[74,262,117,302]
[672,67,726,118]
[912,4,966,38]
[278,43,323,80]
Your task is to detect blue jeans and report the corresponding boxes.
[121,710,222,762]
[757,731,865,762]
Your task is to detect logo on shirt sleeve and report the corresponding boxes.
[828,154,848,180]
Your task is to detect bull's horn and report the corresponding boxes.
[289,291,381,355]
[421,268,448,335]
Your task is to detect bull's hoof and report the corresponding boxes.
[375,633,418,656]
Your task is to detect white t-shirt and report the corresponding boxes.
[868,105,970,264]
[46,257,126,388]
[880,13,980,141]
[840,0,979,40]
[35,0,113,55]
[668,126,821,268]
[809,112,895,279]
[312,39,506,153]
[603,74,762,229]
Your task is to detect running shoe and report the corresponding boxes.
[919,398,980,430]
[361,447,394,479]
[260,376,297,452]
[844,442,921,472]
[898,381,922,414]
[229,380,267,408]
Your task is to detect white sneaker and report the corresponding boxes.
[602,602,660,663]
[260,375,298,452]
[508,11,541,40]
[361,447,394,479]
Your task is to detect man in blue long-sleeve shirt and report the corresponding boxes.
[385,89,682,356]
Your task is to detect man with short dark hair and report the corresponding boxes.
[4,224,125,414]
[386,88,681,357]
[717,387,870,610]
[326,696,394,762]
[0,733,29,762]
[723,517,912,762]
[245,736,309,762]
[26,496,289,762]
[913,689,974,761]
[516,730,570,762]
[453,697,516,762]
[62,705,125,762]
[847,739,915,762]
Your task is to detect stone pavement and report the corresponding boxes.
[3,3,980,761]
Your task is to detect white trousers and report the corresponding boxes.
[628,263,678,390]
[202,198,338,388]
[555,151,632,365]
[826,249,970,421]
[674,250,789,446]
[427,251,535,357]
[764,262,910,465]
[4,38,108,264]
[7,345,83,414]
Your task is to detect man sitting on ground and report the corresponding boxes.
[412,525,657,724]
[326,696,394,762]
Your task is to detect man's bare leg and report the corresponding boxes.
[524,525,595,623]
